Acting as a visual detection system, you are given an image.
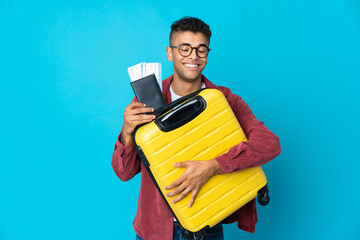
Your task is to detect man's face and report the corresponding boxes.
[167,31,209,83]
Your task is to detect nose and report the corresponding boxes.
[189,48,199,59]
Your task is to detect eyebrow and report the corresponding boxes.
[179,42,209,47]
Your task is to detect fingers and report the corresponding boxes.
[125,103,154,115]
[188,189,199,208]
[125,102,154,115]
[126,102,146,109]
[122,102,155,136]
[165,161,189,191]
[166,182,200,207]
[171,184,192,204]
[130,107,155,115]
[123,115,155,135]
[126,113,155,123]
[173,161,190,168]
[164,160,214,207]
[165,177,182,192]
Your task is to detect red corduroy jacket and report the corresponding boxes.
[112,75,281,240]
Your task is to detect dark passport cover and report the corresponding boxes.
[130,74,167,115]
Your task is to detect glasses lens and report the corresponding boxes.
[179,44,192,57]
[197,46,209,58]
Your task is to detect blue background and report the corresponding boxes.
[1,0,359,239]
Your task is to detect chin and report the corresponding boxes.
[182,77,201,83]
[182,73,202,82]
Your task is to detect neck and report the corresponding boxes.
[171,76,202,97]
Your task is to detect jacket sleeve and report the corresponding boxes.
[215,94,281,174]
[111,96,142,181]
[111,132,141,181]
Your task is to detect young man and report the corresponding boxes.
[112,17,281,240]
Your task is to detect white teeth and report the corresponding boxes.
[184,64,198,68]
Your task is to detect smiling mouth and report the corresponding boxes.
[184,63,200,69]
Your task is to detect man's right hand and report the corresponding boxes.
[120,102,155,146]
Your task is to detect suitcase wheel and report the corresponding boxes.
[257,185,270,206]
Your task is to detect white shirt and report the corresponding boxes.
[169,82,206,102]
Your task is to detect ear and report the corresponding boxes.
[166,46,173,61]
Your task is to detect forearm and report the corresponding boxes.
[216,124,280,173]
[111,132,141,181]
[119,130,133,146]
[111,95,156,180]
[216,96,281,174]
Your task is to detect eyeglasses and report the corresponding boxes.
[169,44,211,58]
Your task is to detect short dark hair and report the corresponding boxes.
[170,17,212,45]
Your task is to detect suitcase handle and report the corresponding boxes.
[155,96,206,132]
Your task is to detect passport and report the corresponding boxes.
[130,74,166,116]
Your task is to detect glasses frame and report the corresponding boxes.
[169,43,211,58]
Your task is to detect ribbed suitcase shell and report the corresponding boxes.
[133,89,267,232]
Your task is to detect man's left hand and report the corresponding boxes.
[165,159,222,207]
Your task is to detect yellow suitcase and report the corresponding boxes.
[132,88,269,233]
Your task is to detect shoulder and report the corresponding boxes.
[204,77,250,117]
[214,85,235,98]
[202,75,239,98]
[215,86,244,111]
[204,79,241,102]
